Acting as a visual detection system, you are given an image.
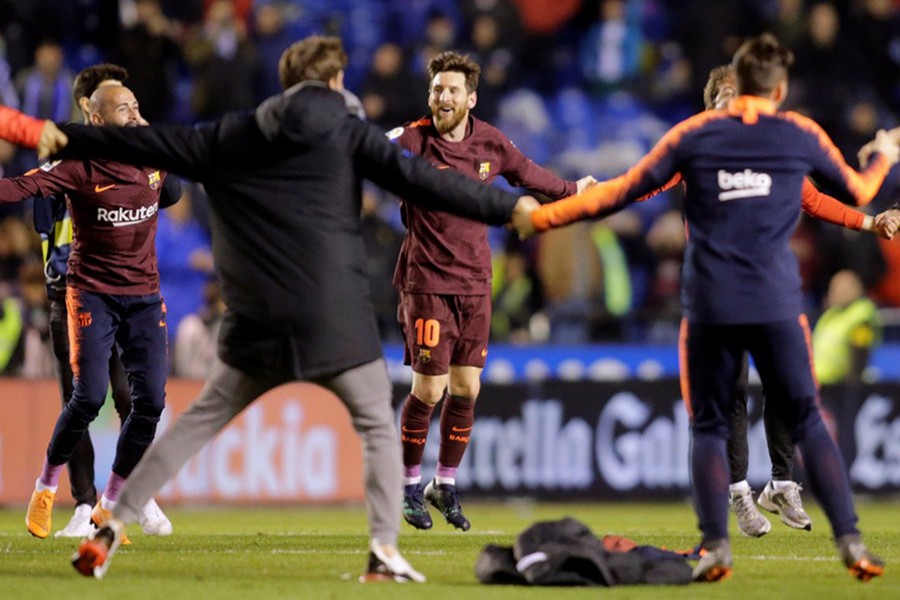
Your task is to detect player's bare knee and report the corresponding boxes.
[449,383,479,401]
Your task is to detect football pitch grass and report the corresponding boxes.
[1,500,898,599]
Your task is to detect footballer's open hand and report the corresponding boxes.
[859,129,900,168]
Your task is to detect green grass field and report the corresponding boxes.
[1,499,898,599]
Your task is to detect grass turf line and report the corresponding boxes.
[1,500,897,599]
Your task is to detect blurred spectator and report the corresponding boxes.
[157,0,205,25]
[360,186,404,343]
[514,0,582,90]
[461,14,518,121]
[642,208,684,342]
[810,217,886,307]
[812,269,882,385]
[491,241,536,343]
[155,183,214,349]
[536,223,603,343]
[388,0,461,49]
[0,0,79,74]
[203,0,252,29]
[0,39,17,177]
[0,217,37,281]
[251,1,295,102]
[173,279,225,378]
[579,0,644,95]
[15,40,72,122]
[790,2,845,131]
[841,0,900,114]
[0,34,19,109]
[114,0,183,121]
[872,227,900,308]
[68,0,121,62]
[17,259,53,378]
[410,10,459,77]
[185,0,258,119]
[361,43,423,128]
[460,0,524,55]
[0,282,24,375]
[514,0,580,36]
[591,217,633,322]
[766,0,808,50]
[673,0,764,111]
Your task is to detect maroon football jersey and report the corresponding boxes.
[0,159,165,295]
[391,115,577,295]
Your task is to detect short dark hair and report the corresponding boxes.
[72,64,129,102]
[703,65,734,110]
[427,51,481,93]
[278,36,347,90]
[732,33,794,97]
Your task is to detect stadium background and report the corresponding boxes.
[0,0,898,505]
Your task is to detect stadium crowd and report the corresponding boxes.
[0,0,897,377]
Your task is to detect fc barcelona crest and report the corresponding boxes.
[148,170,161,190]
[417,348,432,364]
[478,161,491,180]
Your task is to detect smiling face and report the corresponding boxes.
[90,85,142,127]
[428,71,476,136]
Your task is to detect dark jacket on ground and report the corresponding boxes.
[57,84,519,379]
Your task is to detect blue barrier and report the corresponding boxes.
[383,342,900,382]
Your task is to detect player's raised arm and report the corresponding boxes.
[349,117,520,225]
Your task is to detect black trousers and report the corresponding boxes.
[727,353,795,483]
[48,293,132,506]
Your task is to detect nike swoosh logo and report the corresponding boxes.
[436,165,451,170]
[451,426,472,433]
[401,427,428,433]
[95,184,116,193]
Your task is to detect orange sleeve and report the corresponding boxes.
[532,175,627,231]
[531,171,684,232]
[0,105,45,149]
[800,179,865,230]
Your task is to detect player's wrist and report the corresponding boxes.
[862,215,874,232]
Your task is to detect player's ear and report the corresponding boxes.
[89,112,103,126]
[772,79,788,106]
[328,70,345,92]
[468,90,477,110]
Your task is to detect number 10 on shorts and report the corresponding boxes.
[414,318,440,347]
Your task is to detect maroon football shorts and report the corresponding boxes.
[398,291,491,375]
